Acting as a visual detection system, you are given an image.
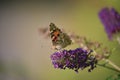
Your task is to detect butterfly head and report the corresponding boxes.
[49,23,58,32]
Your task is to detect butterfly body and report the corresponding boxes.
[51,29,60,42]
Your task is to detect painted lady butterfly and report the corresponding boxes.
[49,23,72,50]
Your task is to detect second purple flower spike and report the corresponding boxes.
[98,7,120,40]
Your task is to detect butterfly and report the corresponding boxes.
[49,23,72,50]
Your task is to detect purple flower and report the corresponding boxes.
[98,7,120,40]
[50,48,97,72]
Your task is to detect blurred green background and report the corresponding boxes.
[0,0,120,80]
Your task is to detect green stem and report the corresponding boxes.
[98,59,120,73]
[103,59,120,72]
[117,36,120,45]
[97,64,120,73]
